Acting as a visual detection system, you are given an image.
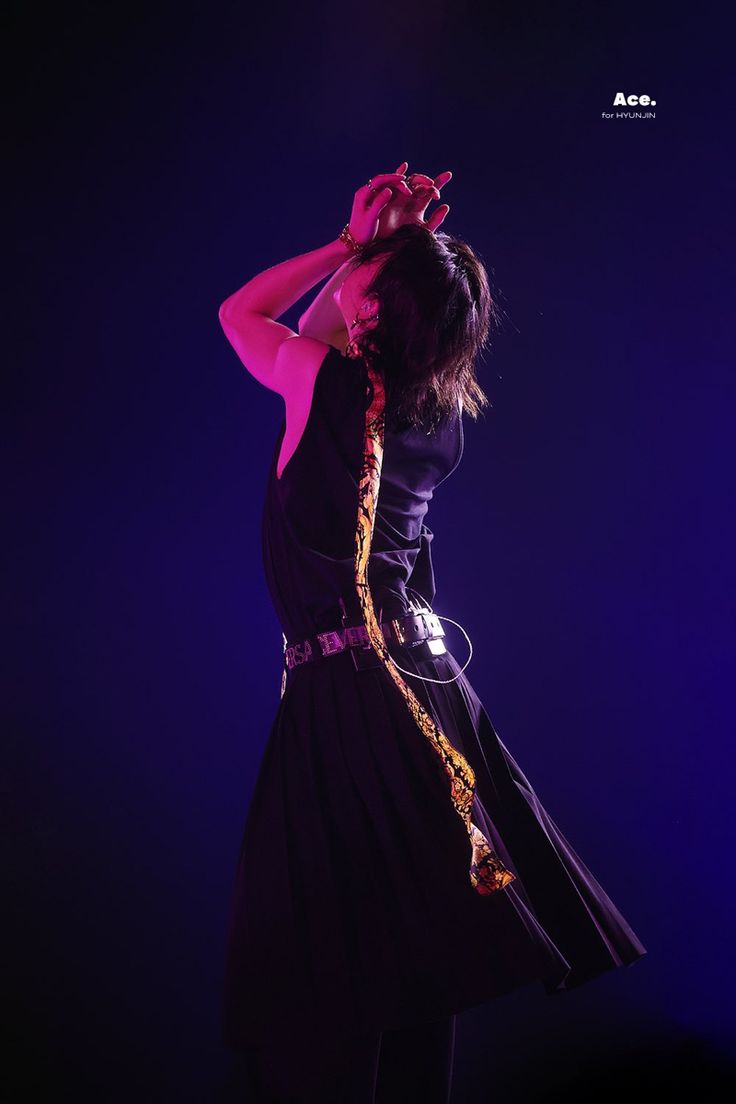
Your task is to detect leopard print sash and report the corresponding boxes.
[355,362,515,896]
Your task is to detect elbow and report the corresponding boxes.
[219,298,245,331]
[220,300,271,328]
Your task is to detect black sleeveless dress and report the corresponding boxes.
[222,346,647,1051]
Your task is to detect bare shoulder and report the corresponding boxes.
[274,335,333,403]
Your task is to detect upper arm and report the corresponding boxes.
[300,324,348,355]
[218,307,330,397]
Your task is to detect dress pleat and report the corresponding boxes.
[222,346,647,1051]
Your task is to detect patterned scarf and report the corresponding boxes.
[355,361,515,896]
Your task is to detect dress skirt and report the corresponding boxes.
[221,643,647,1051]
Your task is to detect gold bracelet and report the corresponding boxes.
[338,224,366,257]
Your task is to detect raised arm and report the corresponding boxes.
[218,237,352,393]
[218,170,412,394]
[296,165,451,353]
[297,260,355,353]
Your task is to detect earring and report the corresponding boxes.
[350,311,380,330]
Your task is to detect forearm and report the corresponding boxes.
[219,236,353,327]
[298,260,353,344]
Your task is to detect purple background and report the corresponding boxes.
[7,2,734,1099]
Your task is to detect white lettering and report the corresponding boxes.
[613,91,657,107]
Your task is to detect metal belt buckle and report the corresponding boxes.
[390,616,409,645]
[406,637,447,660]
[392,613,424,647]
[317,629,347,657]
[387,608,447,656]
[421,612,444,639]
[419,611,446,656]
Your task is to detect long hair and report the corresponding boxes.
[347,223,501,432]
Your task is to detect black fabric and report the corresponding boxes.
[239,1013,456,1103]
[261,345,462,638]
[222,345,647,1053]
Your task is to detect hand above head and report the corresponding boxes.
[347,170,414,248]
[376,161,452,238]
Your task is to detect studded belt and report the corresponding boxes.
[283,609,447,672]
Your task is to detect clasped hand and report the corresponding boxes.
[348,161,452,247]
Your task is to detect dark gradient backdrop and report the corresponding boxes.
[7,2,735,1100]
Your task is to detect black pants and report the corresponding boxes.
[239,1013,456,1103]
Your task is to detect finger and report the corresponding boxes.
[426,204,450,232]
[388,181,414,199]
[394,161,409,174]
[407,175,440,200]
[366,176,412,202]
[408,171,451,195]
[368,185,396,211]
[409,183,441,205]
[367,172,409,189]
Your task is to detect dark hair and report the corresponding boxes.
[348,223,501,432]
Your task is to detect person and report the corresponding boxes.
[217,162,647,1103]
